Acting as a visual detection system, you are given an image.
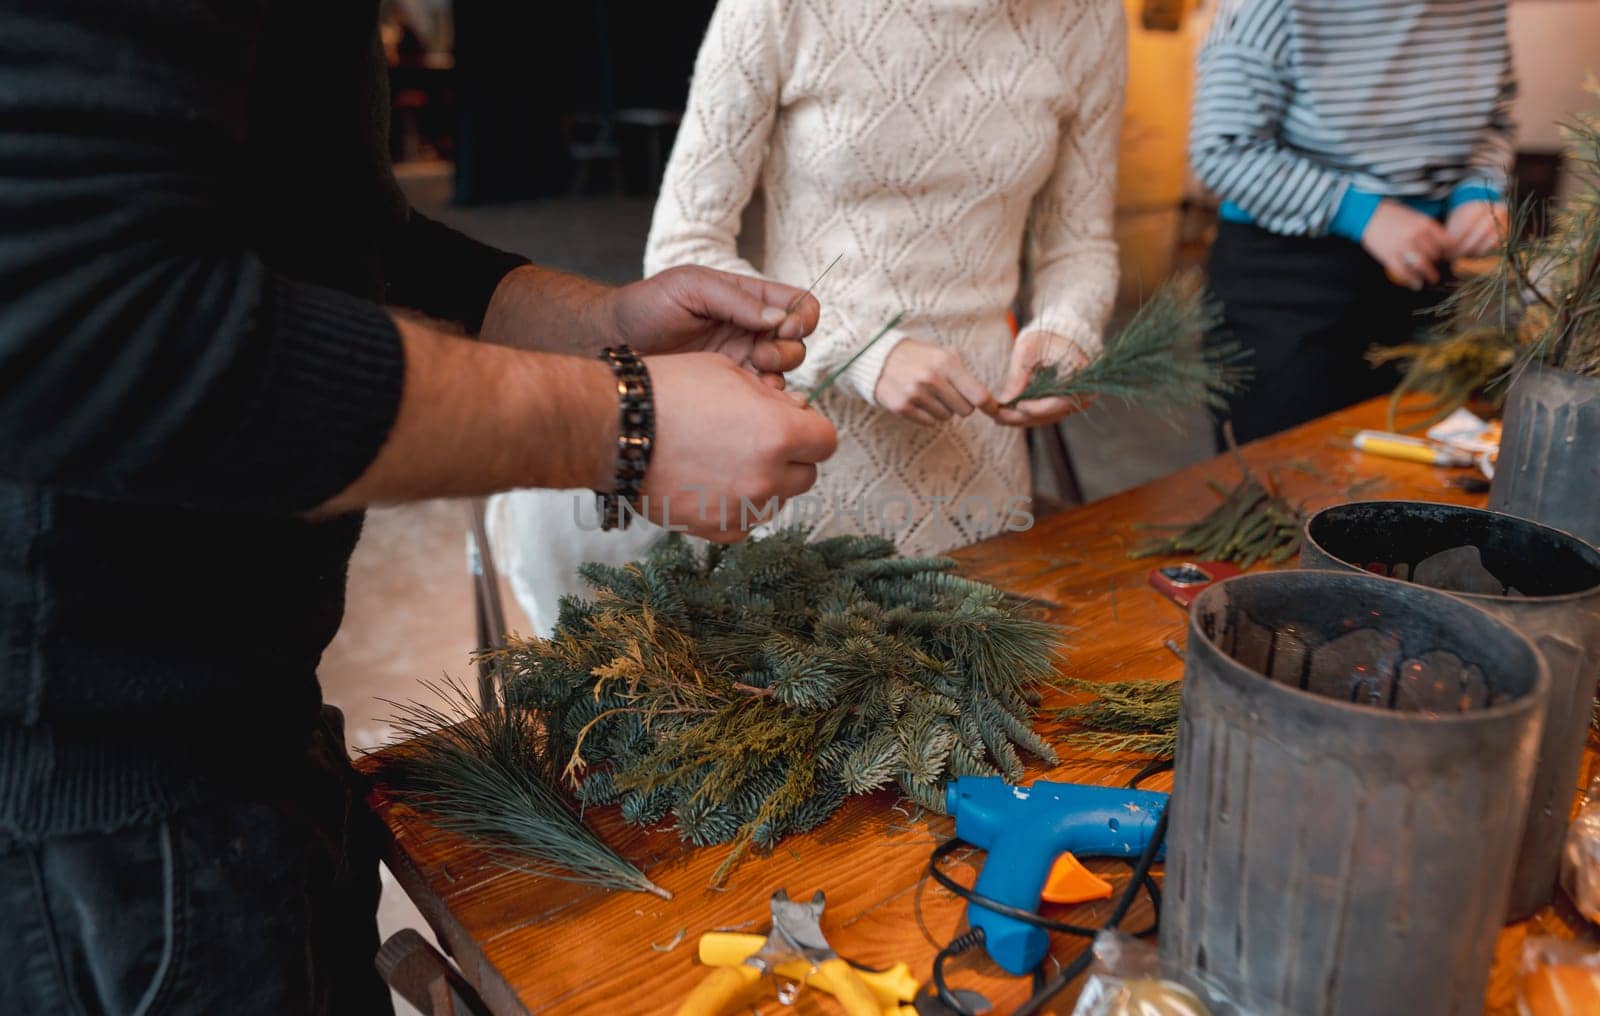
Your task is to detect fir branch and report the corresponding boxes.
[379,679,669,899]
[1005,272,1249,411]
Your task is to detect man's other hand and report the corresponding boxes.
[607,266,822,388]
[641,353,837,541]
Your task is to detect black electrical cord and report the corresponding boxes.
[1014,803,1170,1016]
[929,759,1176,1015]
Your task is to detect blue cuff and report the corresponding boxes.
[1447,183,1503,213]
[1328,188,1383,242]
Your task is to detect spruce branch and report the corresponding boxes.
[1005,272,1250,412]
[379,679,669,899]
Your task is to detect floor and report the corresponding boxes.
[318,165,1214,1011]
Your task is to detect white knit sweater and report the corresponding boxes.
[646,0,1126,554]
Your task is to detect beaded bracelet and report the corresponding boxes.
[595,345,654,531]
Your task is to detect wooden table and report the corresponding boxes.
[362,397,1595,1015]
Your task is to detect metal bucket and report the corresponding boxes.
[1162,571,1547,1016]
[1302,501,1600,919]
[1490,363,1600,546]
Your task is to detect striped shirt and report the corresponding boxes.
[1191,0,1516,240]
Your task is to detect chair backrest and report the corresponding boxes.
[468,499,508,711]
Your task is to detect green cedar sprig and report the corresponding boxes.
[1006,271,1249,411]
[1052,678,1181,759]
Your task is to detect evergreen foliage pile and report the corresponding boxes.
[490,530,1063,882]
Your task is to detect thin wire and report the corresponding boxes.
[785,252,844,314]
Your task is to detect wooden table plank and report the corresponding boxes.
[362,397,1591,1015]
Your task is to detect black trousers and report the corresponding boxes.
[0,708,394,1016]
[1204,220,1447,447]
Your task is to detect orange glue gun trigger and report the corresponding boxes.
[1041,852,1115,905]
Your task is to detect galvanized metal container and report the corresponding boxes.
[1490,363,1600,546]
[1162,571,1547,1016]
[1302,500,1600,918]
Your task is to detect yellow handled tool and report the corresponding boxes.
[699,932,919,1009]
[1352,430,1475,468]
[676,964,767,1016]
[677,890,882,1016]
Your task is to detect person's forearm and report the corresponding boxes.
[477,263,620,355]
[316,312,616,514]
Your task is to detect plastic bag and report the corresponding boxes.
[486,489,665,636]
[1560,770,1600,926]
[1517,936,1600,1016]
[1069,934,1224,1016]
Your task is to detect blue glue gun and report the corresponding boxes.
[945,776,1169,975]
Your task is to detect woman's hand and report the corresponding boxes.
[1445,201,1509,260]
[994,330,1093,427]
[1362,200,1450,291]
[873,338,997,426]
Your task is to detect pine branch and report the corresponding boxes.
[806,312,907,405]
[1379,89,1600,391]
[1368,325,1518,432]
[379,679,669,899]
[1128,428,1304,567]
[1006,272,1250,412]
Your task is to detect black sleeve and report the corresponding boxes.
[0,3,404,515]
[384,211,531,333]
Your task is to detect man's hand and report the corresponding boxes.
[1362,200,1450,290]
[994,330,1093,427]
[1445,201,1509,260]
[643,353,838,541]
[606,266,822,388]
[873,338,997,426]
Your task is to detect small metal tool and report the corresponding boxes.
[677,891,880,1016]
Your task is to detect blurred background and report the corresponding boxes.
[341,4,1600,999]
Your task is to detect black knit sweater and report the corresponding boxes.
[0,1,528,833]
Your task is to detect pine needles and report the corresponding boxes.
[1052,678,1181,758]
[1006,272,1250,412]
[807,312,906,405]
[380,679,670,899]
[490,530,1063,884]
[1369,326,1518,432]
[1129,437,1304,567]
[1376,84,1600,424]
